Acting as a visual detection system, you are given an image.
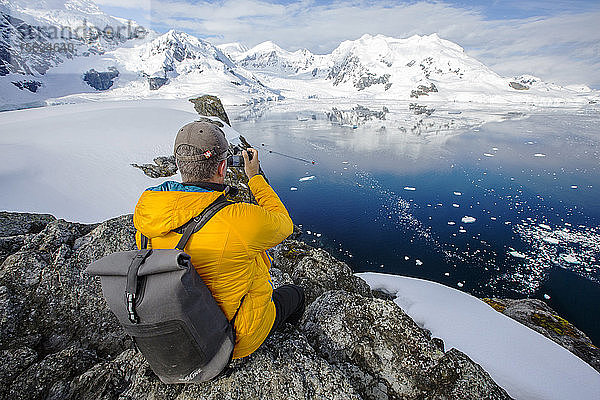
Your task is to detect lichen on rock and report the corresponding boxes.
[481,297,599,372]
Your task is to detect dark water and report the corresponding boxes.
[232,106,600,344]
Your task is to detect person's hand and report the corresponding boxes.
[243,148,260,179]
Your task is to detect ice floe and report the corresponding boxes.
[509,251,527,259]
[543,237,559,245]
[461,216,476,223]
[403,187,416,191]
[562,254,580,265]
[299,175,316,182]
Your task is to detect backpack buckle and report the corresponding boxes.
[126,293,140,324]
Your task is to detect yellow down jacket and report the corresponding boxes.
[133,175,293,359]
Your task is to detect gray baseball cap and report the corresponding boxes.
[174,121,229,162]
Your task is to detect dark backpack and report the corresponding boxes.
[85,194,243,383]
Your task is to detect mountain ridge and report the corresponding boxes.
[0,1,598,109]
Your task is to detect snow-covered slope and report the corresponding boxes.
[217,42,249,61]
[359,273,600,400]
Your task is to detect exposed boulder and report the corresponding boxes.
[189,95,231,126]
[273,239,372,304]
[148,76,169,90]
[83,67,119,90]
[482,298,600,372]
[301,290,512,400]
[0,211,55,237]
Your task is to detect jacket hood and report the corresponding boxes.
[133,181,224,238]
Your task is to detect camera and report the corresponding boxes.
[227,146,253,168]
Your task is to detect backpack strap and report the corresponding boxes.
[175,194,233,251]
[140,234,149,249]
[125,248,152,324]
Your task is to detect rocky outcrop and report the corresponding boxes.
[273,239,371,304]
[0,212,56,264]
[83,67,119,91]
[302,291,511,400]
[11,80,43,93]
[482,298,600,372]
[189,95,231,126]
[148,77,169,90]
[355,73,391,91]
[131,156,178,178]
[409,103,435,116]
[509,82,529,90]
[410,82,438,98]
[0,211,513,399]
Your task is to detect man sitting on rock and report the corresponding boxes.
[133,121,305,359]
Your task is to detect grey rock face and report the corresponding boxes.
[355,73,390,91]
[327,55,390,91]
[68,329,360,400]
[301,291,512,400]
[83,67,119,90]
[509,81,529,90]
[273,239,372,304]
[0,211,513,399]
[0,212,56,264]
[131,155,178,178]
[0,212,56,237]
[11,80,43,92]
[410,82,438,98]
[148,76,169,90]
[189,94,231,125]
[482,298,600,372]
[0,12,64,77]
[0,215,139,400]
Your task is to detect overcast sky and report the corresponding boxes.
[94,0,600,88]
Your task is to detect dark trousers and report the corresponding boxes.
[268,284,305,336]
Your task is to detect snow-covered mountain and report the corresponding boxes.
[0,0,142,76]
[241,33,596,104]
[0,0,281,110]
[0,1,597,110]
[231,40,330,77]
[216,42,248,61]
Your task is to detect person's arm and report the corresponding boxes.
[234,149,293,254]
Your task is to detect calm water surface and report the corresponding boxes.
[232,106,600,343]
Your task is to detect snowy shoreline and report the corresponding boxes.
[358,272,600,400]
